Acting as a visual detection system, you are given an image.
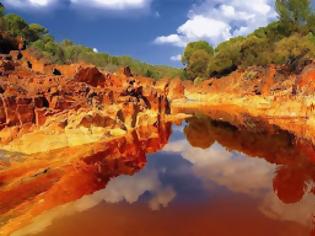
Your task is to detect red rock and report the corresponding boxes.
[16,97,34,125]
[0,49,172,146]
[123,66,133,77]
[168,78,185,100]
[35,108,47,126]
[296,64,315,95]
[2,96,19,126]
[74,67,106,87]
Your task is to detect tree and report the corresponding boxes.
[28,24,48,42]
[186,49,211,80]
[182,41,213,65]
[240,35,272,67]
[0,3,5,31]
[4,14,29,37]
[275,0,312,33]
[208,36,244,76]
[273,33,315,64]
[182,41,213,80]
[0,3,4,17]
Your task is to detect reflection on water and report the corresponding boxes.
[1,115,315,235]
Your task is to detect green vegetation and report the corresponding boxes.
[183,0,315,81]
[0,4,181,80]
[182,41,213,80]
[30,39,181,79]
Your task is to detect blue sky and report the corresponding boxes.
[3,0,285,67]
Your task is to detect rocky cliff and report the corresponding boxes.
[173,62,315,143]
[0,49,184,154]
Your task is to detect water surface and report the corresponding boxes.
[3,116,315,236]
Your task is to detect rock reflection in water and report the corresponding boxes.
[183,116,315,234]
[184,116,315,205]
[2,114,315,236]
[0,123,171,235]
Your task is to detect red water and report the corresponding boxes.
[2,117,315,236]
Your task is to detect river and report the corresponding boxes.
[2,115,315,236]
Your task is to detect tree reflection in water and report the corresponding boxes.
[184,116,315,205]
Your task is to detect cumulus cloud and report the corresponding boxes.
[154,0,278,48]
[154,34,186,47]
[148,186,176,211]
[164,137,315,228]
[70,0,152,11]
[102,170,161,204]
[3,0,152,11]
[3,0,58,8]
[14,168,176,236]
[164,140,275,196]
[260,191,315,228]
[170,54,182,62]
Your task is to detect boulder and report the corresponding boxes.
[74,67,106,87]
[123,66,133,77]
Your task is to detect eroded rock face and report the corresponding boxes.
[168,78,185,100]
[74,66,106,87]
[0,49,174,153]
[188,62,315,97]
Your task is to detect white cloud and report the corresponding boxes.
[70,0,152,10]
[102,170,161,204]
[164,137,315,229]
[154,0,278,47]
[170,54,182,62]
[13,168,176,236]
[3,0,58,8]
[154,34,186,47]
[93,48,98,53]
[148,186,176,211]
[3,0,152,11]
[164,140,275,196]
[260,191,315,228]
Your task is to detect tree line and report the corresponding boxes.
[182,0,315,81]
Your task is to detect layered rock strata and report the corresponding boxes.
[173,62,315,143]
[0,50,183,154]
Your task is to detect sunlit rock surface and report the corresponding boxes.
[0,49,179,154]
[173,62,315,144]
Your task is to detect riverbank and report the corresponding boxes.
[172,62,315,144]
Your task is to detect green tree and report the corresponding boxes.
[186,49,211,80]
[276,0,311,33]
[273,33,315,64]
[182,41,213,65]
[28,24,48,42]
[4,14,29,37]
[208,36,244,76]
[0,3,5,31]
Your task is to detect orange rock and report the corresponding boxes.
[168,78,185,100]
[0,49,172,150]
[74,66,106,87]
[296,64,315,95]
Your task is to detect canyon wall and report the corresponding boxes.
[173,62,315,143]
[0,50,183,154]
